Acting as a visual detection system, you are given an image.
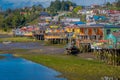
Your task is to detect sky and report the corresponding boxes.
[0,0,116,10]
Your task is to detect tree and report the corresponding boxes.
[55,0,61,11]
[106,2,112,7]
[73,6,82,13]
[48,0,76,12]
[0,14,4,29]
[61,0,66,11]
[6,8,12,14]
[49,0,61,11]
[116,0,120,7]
[12,15,18,29]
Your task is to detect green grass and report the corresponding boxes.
[0,30,12,34]
[0,37,38,42]
[15,53,120,80]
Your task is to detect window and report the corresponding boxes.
[106,29,111,35]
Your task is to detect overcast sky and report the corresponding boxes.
[0,0,116,10]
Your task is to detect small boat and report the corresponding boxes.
[2,41,12,44]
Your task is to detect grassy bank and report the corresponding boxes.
[0,30,12,35]
[15,52,120,80]
[0,37,38,42]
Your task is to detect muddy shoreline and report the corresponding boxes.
[0,42,65,54]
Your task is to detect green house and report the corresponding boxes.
[103,25,120,48]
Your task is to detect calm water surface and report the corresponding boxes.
[0,54,66,80]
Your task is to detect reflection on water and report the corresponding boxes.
[0,54,66,80]
[101,76,120,80]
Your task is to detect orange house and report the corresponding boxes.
[65,25,103,40]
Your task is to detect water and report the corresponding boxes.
[0,54,66,80]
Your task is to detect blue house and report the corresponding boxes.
[93,15,107,21]
[74,21,86,25]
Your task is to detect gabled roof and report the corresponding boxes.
[104,25,120,28]
[74,21,86,25]
[40,12,50,16]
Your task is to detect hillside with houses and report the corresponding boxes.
[0,0,120,80]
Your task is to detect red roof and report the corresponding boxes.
[108,10,120,14]
[99,40,108,43]
[112,32,120,37]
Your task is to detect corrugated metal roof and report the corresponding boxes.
[104,25,120,28]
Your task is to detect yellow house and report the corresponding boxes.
[74,27,80,34]
[65,27,73,32]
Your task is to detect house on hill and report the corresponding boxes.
[104,25,120,48]
[39,12,52,22]
[40,12,50,17]
[61,17,80,23]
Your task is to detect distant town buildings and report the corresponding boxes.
[13,5,120,48]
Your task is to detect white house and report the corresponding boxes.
[61,17,80,22]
